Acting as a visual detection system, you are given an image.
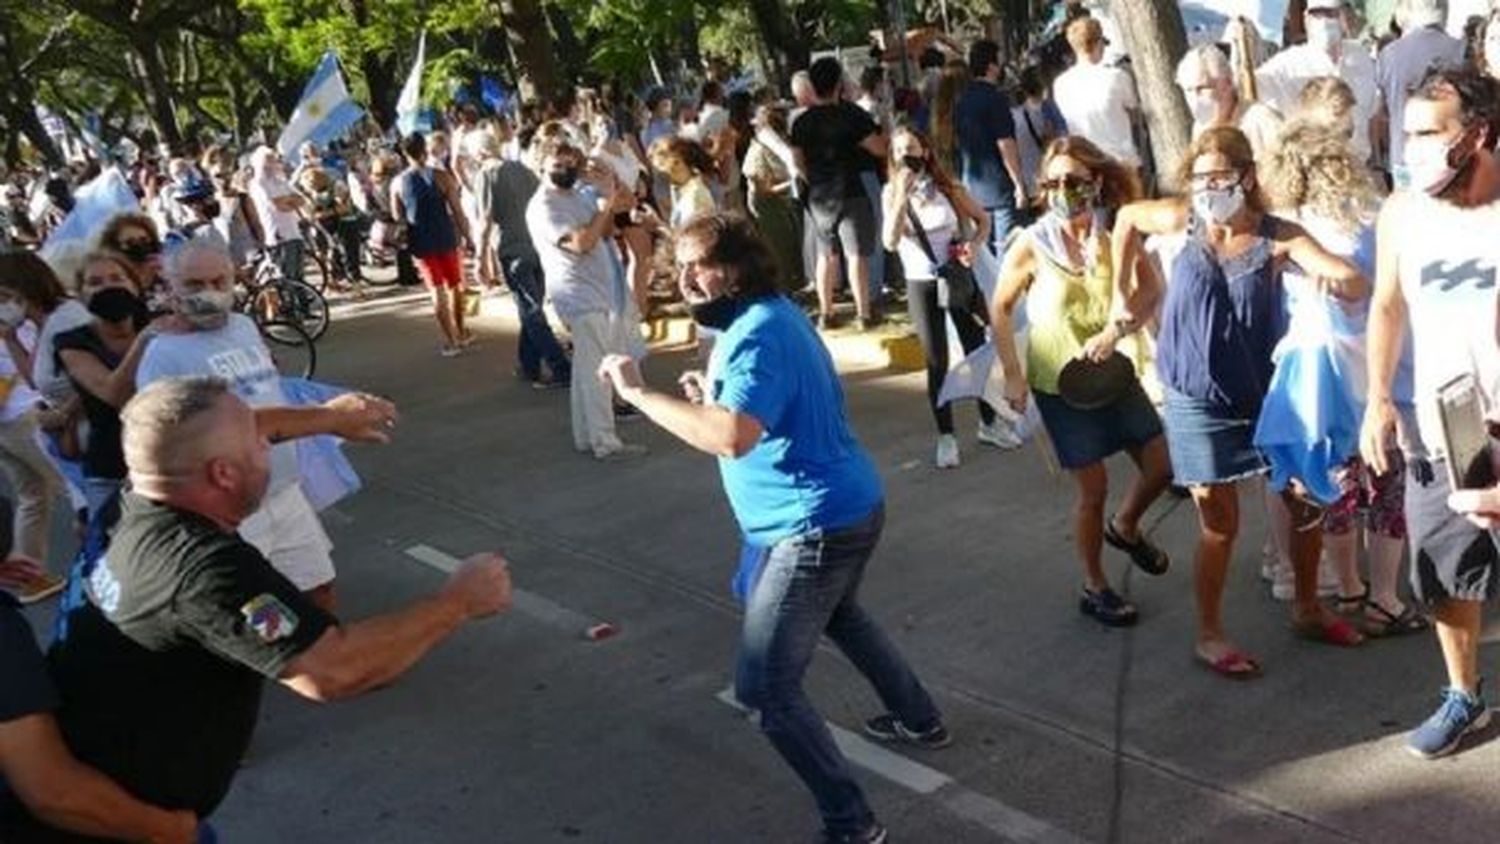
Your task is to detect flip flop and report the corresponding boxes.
[1197,648,1262,680]
[1291,616,1365,647]
[1363,602,1430,637]
[1103,518,1170,575]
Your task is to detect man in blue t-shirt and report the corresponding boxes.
[599,215,948,844]
[956,39,1027,248]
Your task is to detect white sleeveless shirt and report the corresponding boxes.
[895,182,959,280]
[1396,193,1500,457]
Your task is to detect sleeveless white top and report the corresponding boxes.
[895,182,959,280]
[1396,192,1500,457]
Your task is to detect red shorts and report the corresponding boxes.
[414,250,464,289]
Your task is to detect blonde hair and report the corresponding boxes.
[1262,120,1380,231]
[1066,17,1104,56]
[1297,77,1356,131]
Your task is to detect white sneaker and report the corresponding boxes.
[594,443,648,462]
[935,434,960,469]
[976,419,1022,450]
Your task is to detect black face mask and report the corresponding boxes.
[903,155,927,172]
[549,167,580,190]
[87,287,145,324]
[688,295,743,330]
[197,199,222,219]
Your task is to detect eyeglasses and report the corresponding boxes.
[1037,175,1093,192]
[1188,169,1243,190]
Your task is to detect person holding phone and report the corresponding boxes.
[1360,67,1500,759]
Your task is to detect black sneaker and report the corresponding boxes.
[862,714,952,749]
[819,822,888,844]
[1079,586,1139,627]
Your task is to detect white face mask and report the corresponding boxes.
[1192,183,1246,225]
[1397,133,1467,196]
[0,302,24,328]
[1188,90,1219,129]
[1305,15,1344,51]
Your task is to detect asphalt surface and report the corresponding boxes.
[23,286,1500,843]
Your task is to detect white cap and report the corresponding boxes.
[1306,0,1345,10]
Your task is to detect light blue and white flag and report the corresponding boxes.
[277,51,365,167]
[395,30,428,136]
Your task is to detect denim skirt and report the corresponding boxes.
[1160,389,1267,486]
[1033,379,1163,471]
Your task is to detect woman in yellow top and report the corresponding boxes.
[991,136,1173,627]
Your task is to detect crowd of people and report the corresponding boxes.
[7,0,1500,840]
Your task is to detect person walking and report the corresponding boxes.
[599,214,949,844]
[394,132,473,357]
[1362,68,1500,757]
[882,126,1016,468]
[992,136,1173,625]
[1112,127,1369,676]
[476,127,573,390]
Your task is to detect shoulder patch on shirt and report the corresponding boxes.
[241,593,299,643]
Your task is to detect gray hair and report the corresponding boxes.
[1176,44,1232,90]
[162,236,234,285]
[1395,0,1447,30]
[121,376,231,476]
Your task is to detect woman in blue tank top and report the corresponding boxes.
[1110,127,1369,678]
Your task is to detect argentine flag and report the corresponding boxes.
[395,31,428,136]
[277,51,364,167]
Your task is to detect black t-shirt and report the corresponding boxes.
[789,101,879,206]
[47,493,333,817]
[52,325,127,480]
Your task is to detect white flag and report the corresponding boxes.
[395,30,427,136]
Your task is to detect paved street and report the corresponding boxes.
[28,288,1500,843]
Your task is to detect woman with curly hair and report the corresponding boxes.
[1261,120,1426,637]
[992,136,1173,626]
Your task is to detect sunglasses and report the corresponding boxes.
[117,238,162,257]
[1037,175,1093,192]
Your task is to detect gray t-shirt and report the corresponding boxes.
[524,186,612,322]
[477,160,539,260]
[1377,26,1465,168]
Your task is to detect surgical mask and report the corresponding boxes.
[1305,16,1344,51]
[1192,183,1246,225]
[1397,133,1468,196]
[177,289,235,329]
[1047,182,1097,221]
[0,302,24,328]
[549,167,579,189]
[688,295,744,330]
[86,287,145,324]
[1188,91,1219,128]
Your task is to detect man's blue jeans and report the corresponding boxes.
[502,253,571,382]
[987,201,1021,254]
[734,505,941,835]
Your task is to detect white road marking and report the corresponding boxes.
[404,544,603,632]
[715,687,1087,842]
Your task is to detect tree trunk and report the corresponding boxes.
[3,100,63,167]
[498,0,558,103]
[748,0,809,89]
[130,38,182,150]
[544,2,586,86]
[1111,0,1192,193]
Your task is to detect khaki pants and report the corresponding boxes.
[0,412,64,564]
[563,311,632,456]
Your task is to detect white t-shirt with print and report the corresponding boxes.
[136,314,298,490]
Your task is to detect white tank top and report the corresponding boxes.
[896,184,959,280]
[1396,192,1500,457]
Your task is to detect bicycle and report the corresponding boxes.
[242,250,331,342]
[261,318,317,379]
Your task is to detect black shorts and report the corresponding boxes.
[1406,457,1500,604]
[807,193,876,259]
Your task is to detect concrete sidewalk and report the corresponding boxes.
[35,293,1499,843]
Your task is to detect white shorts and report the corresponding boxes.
[238,484,335,591]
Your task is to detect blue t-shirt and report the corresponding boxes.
[710,296,882,544]
[955,79,1017,209]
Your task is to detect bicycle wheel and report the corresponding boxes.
[252,279,330,341]
[261,320,317,379]
[303,227,334,293]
